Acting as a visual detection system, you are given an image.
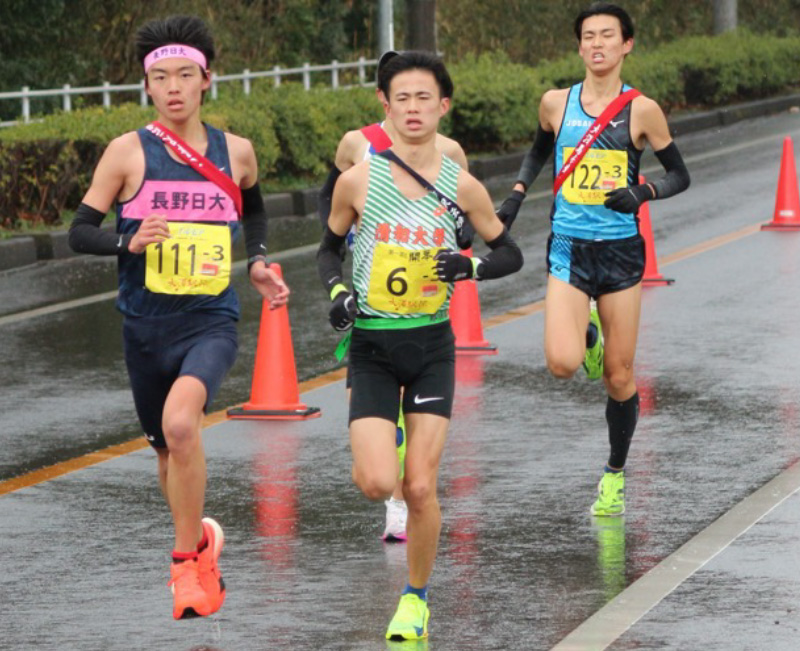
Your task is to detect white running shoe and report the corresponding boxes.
[383,498,408,542]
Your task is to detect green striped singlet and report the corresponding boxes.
[352,153,461,328]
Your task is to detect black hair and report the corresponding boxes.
[135,15,215,72]
[377,51,454,100]
[574,3,635,42]
[376,50,400,83]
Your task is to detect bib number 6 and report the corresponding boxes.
[387,267,408,296]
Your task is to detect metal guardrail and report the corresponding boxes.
[0,57,377,127]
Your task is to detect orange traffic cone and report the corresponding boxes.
[762,136,800,231]
[228,264,321,420]
[639,176,674,286]
[449,248,497,355]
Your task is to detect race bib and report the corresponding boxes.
[145,222,231,295]
[561,148,628,205]
[368,243,447,315]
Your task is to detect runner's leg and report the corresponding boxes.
[162,375,207,552]
[598,282,641,402]
[350,417,400,501]
[544,275,592,378]
[402,412,449,587]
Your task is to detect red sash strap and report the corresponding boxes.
[360,123,393,153]
[146,121,243,216]
[553,88,641,195]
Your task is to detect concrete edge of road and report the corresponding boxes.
[2,91,800,273]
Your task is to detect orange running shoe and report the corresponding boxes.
[197,517,226,614]
[168,558,213,620]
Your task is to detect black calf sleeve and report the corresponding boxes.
[606,393,639,469]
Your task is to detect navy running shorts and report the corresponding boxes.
[123,312,238,449]
[547,232,645,299]
[348,320,455,424]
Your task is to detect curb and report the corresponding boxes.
[3,92,800,271]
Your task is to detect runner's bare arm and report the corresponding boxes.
[458,173,505,243]
[334,130,368,172]
[226,133,258,188]
[437,134,469,171]
[632,96,672,152]
[81,134,138,212]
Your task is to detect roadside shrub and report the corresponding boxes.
[448,52,546,151]
[2,31,800,228]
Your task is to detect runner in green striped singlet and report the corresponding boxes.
[316,51,523,641]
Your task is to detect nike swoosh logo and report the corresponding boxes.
[414,395,444,404]
[609,119,625,128]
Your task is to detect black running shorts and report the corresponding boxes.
[123,312,238,449]
[547,232,645,299]
[348,320,455,424]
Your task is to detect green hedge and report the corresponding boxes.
[2,30,800,228]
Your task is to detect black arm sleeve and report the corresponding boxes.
[476,227,524,280]
[516,124,555,192]
[650,142,690,200]
[241,183,269,263]
[318,165,342,229]
[316,225,348,295]
[68,202,130,255]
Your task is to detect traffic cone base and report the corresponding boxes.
[761,223,800,231]
[762,136,800,230]
[228,263,320,421]
[227,405,321,421]
[456,344,498,355]
[642,276,674,287]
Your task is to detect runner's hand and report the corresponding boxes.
[128,215,171,254]
[329,290,357,331]
[603,185,654,213]
[250,263,290,310]
[434,249,473,282]
[496,190,525,230]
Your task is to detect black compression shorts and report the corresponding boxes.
[348,320,455,423]
[123,312,238,449]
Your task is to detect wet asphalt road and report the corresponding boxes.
[2,111,800,649]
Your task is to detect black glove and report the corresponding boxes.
[434,249,474,282]
[496,190,525,230]
[603,185,654,213]
[329,290,357,331]
[456,220,475,250]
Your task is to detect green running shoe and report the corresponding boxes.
[396,408,406,480]
[583,306,604,380]
[386,593,430,641]
[591,469,625,517]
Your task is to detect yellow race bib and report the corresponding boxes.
[145,222,231,295]
[367,243,447,315]
[562,147,628,205]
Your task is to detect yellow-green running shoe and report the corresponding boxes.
[396,408,406,480]
[591,469,625,517]
[583,306,604,380]
[386,593,430,641]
